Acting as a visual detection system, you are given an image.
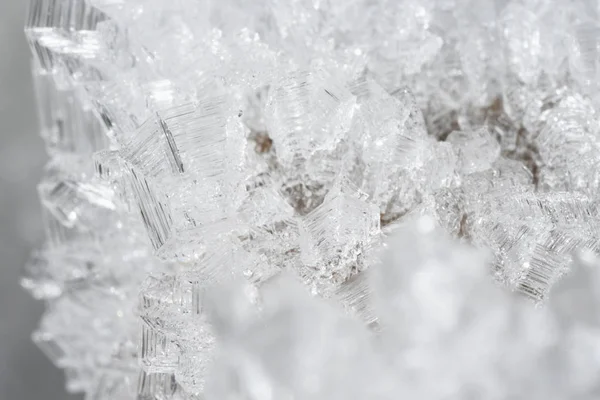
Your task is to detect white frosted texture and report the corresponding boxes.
[19,0,600,398]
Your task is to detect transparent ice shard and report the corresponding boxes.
[447,127,500,174]
[485,191,598,231]
[418,141,458,191]
[480,158,533,194]
[175,338,214,395]
[140,323,180,373]
[218,29,280,89]
[38,173,116,232]
[371,168,422,227]
[88,80,152,137]
[299,177,380,289]
[170,99,227,177]
[390,86,429,139]
[265,69,356,165]
[333,94,419,223]
[143,80,181,112]
[137,372,178,400]
[31,67,111,156]
[122,116,184,181]
[517,243,567,301]
[172,275,206,317]
[25,0,108,71]
[139,275,177,334]
[432,188,465,237]
[154,97,248,182]
[137,253,234,397]
[94,150,126,181]
[349,85,432,214]
[467,189,600,300]
[237,186,294,229]
[155,218,240,263]
[126,167,173,250]
[347,75,385,101]
[303,141,351,195]
[173,244,244,296]
[239,217,302,285]
[471,211,551,287]
[40,203,84,248]
[515,226,600,301]
[167,289,216,394]
[357,87,425,166]
[333,272,376,325]
[535,93,600,192]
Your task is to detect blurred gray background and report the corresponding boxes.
[0,1,80,399]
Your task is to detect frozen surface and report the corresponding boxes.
[18,0,600,399]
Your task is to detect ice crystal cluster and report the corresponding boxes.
[20,0,600,398]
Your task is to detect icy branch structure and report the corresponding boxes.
[20,0,600,398]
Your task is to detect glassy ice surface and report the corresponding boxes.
[19,0,600,398]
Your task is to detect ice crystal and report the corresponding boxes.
[20,0,600,398]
